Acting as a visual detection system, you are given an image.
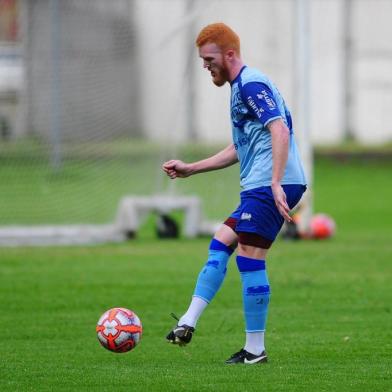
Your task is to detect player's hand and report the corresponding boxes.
[271,183,292,222]
[162,160,192,179]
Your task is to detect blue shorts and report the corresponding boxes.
[225,185,306,247]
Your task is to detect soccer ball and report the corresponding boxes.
[310,213,336,239]
[96,307,142,353]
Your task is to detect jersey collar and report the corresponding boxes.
[230,65,247,86]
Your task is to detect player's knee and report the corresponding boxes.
[214,221,238,247]
[237,233,272,260]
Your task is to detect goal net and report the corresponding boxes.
[0,0,313,245]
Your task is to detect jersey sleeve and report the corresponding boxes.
[241,82,282,127]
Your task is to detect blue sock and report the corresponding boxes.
[193,238,234,303]
[236,255,270,332]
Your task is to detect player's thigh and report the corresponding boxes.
[235,187,278,247]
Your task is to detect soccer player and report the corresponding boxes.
[163,23,306,364]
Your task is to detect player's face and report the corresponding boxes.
[199,43,230,87]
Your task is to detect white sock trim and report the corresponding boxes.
[178,296,209,328]
[244,331,265,356]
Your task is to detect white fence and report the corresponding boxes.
[4,0,392,145]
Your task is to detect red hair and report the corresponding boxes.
[196,23,240,55]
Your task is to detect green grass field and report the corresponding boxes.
[1,153,392,391]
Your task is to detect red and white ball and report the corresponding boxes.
[96,307,142,353]
[310,213,336,239]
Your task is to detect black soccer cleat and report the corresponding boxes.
[166,313,195,346]
[225,348,268,365]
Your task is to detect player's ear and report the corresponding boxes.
[225,49,235,61]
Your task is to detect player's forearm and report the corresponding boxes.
[269,120,289,186]
[189,144,238,175]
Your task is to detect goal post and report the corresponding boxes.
[293,0,313,236]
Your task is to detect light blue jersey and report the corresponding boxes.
[230,66,306,190]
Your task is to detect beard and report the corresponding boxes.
[210,65,229,87]
[212,76,226,87]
